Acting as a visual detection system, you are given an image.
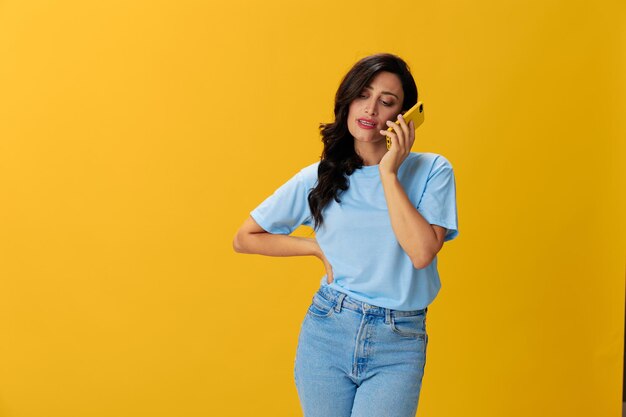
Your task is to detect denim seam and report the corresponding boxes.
[390,316,427,338]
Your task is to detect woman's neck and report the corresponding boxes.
[354,142,387,166]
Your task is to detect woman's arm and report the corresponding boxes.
[380,173,447,269]
[233,216,335,281]
[379,115,449,269]
[233,216,320,257]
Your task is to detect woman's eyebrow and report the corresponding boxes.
[365,85,399,99]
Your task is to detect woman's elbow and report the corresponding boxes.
[412,259,427,270]
[411,253,435,270]
[232,231,247,253]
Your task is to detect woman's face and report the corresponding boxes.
[347,71,404,147]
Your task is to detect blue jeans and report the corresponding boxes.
[294,285,429,417]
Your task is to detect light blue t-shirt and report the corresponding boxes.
[250,152,459,311]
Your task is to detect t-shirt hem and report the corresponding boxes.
[250,210,286,234]
[322,281,436,311]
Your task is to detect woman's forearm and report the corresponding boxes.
[234,232,321,258]
[233,227,335,282]
[380,172,439,268]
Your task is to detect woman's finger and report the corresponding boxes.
[385,121,407,153]
[408,120,416,148]
[385,121,404,151]
[326,259,334,283]
[381,128,398,151]
[396,114,411,149]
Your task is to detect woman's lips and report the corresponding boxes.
[357,119,377,129]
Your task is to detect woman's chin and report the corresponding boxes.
[354,136,386,146]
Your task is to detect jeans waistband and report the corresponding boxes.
[316,284,427,317]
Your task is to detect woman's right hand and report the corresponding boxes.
[312,238,334,284]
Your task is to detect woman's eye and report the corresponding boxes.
[382,100,393,106]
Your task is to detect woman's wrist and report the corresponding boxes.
[292,236,322,258]
[379,169,398,180]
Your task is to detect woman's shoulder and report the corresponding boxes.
[406,152,453,168]
[293,160,321,185]
[300,160,320,174]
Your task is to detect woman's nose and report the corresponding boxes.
[364,98,378,115]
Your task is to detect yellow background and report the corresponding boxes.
[1,1,624,416]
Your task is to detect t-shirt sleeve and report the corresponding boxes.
[250,169,315,235]
[417,155,459,242]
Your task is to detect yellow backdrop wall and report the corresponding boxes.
[0,1,624,416]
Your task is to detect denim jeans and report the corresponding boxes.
[294,284,429,417]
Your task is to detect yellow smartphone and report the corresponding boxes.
[386,101,424,150]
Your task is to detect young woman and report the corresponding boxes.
[233,53,459,417]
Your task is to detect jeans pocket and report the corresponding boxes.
[306,293,335,318]
[390,313,426,338]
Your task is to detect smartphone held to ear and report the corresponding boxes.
[386,101,424,150]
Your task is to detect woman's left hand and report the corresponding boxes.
[379,114,415,176]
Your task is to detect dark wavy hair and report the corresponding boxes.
[307,53,418,230]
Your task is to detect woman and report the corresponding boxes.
[233,53,459,417]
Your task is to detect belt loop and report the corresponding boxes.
[335,293,346,313]
[385,308,391,324]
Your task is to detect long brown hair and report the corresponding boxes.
[307,53,418,230]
